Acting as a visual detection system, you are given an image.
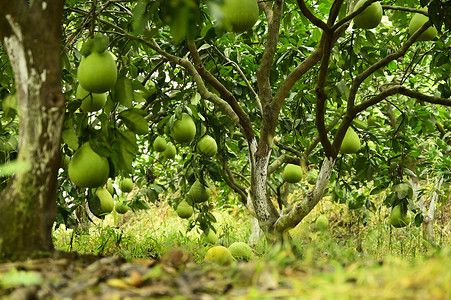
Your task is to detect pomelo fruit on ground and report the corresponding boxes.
[171,113,196,144]
[119,178,134,193]
[197,135,218,157]
[77,50,117,93]
[282,164,303,183]
[176,200,193,219]
[228,242,252,260]
[204,246,234,266]
[340,127,360,154]
[201,229,218,245]
[409,10,438,41]
[389,205,411,228]
[68,142,109,188]
[95,187,115,214]
[76,84,107,112]
[315,215,329,231]
[163,142,176,159]
[220,0,259,33]
[188,180,211,203]
[153,136,167,152]
[353,0,383,29]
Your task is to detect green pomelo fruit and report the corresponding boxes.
[409,10,438,41]
[163,142,176,159]
[115,197,130,214]
[176,200,193,219]
[106,178,115,195]
[315,215,329,231]
[340,127,361,154]
[228,242,252,261]
[68,142,109,188]
[221,0,259,33]
[353,0,383,29]
[171,113,196,144]
[188,180,211,203]
[306,169,319,185]
[282,164,303,183]
[204,246,234,266]
[96,187,115,213]
[76,84,107,112]
[197,135,218,157]
[77,50,117,93]
[201,229,218,245]
[153,136,167,152]
[389,205,411,228]
[120,178,134,193]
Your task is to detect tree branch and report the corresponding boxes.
[212,45,262,112]
[296,0,328,31]
[381,6,429,15]
[220,158,248,205]
[256,0,283,105]
[187,41,255,140]
[267,153,301,175]
[331,0,378,31]
[348,20,434,110]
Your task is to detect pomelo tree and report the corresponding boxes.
[0,0,450,260]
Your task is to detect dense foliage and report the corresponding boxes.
[0,0,450,245]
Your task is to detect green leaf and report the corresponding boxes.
[62,128,79,150]
[0,160,32,178]
[113,77,134,108]
[93,33,109,53]
[80,38,93,57]
[119,110,149,135]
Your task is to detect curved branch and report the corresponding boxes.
[348,20,434,110]
[147,40,240,125]
[267,153,301,175]
[355,85,451,112]
[296,0,328,31]
[220,158,248,205]
[187,41,255,140]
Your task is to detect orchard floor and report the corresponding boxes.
[0,248,451,299]
[1,198,450,299]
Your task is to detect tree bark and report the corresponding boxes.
[0,0,65,260]
[248,137,280,238]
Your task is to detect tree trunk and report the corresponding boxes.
[0,0,65,260]
[422,177,442,244]
[248,137,280,238]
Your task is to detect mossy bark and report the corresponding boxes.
[0,0,65,260]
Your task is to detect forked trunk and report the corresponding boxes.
[0,1,65,260]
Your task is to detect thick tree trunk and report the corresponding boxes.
[248,137,280,238]
[0,0,65,260]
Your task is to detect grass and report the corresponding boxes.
[52,195,451,298]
